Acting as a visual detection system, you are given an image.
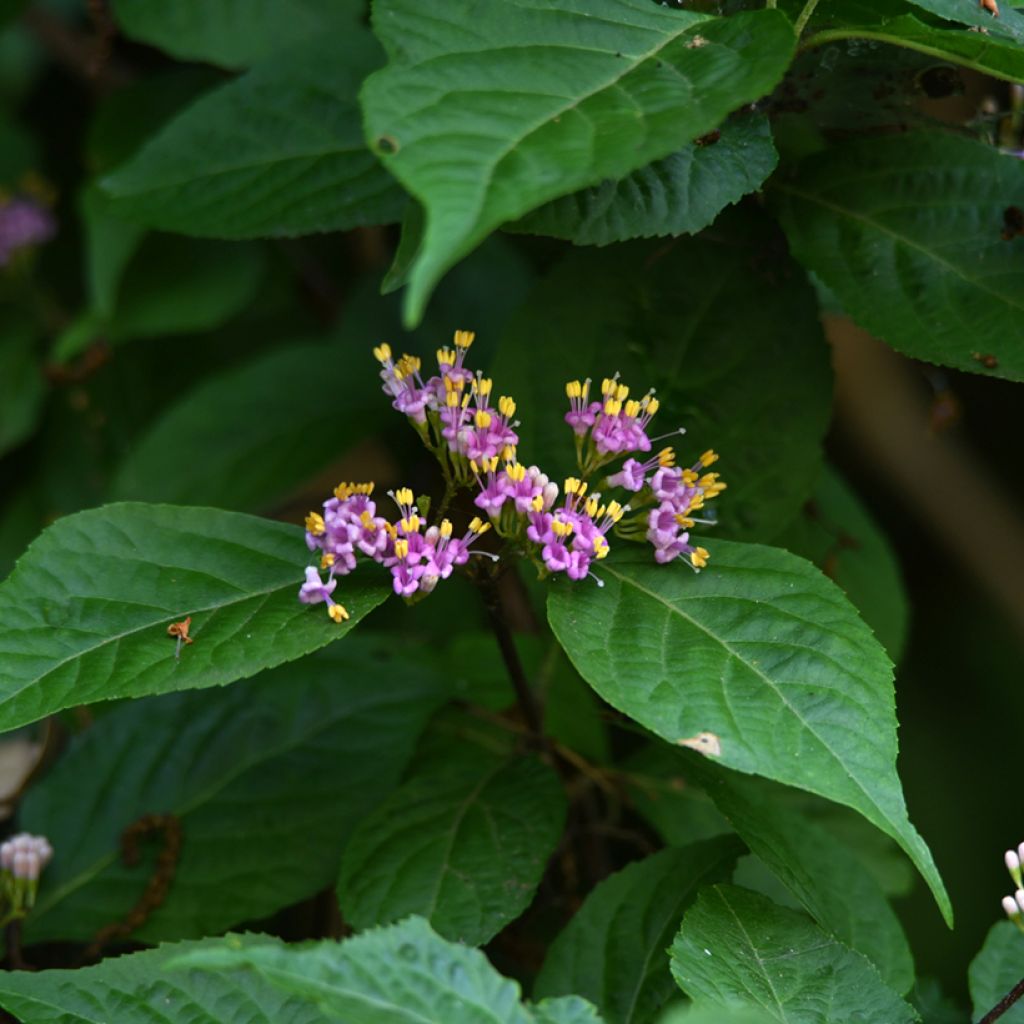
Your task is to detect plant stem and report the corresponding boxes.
[793,0,822,37]
[980,977,1024,1024]
[478,574,543,739]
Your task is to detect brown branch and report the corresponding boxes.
[979,977,1024,1024]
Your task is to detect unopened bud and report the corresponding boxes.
[1007,849,1022,887]
[1004,895,1020,919]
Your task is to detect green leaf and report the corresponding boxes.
[512,111,777,246]
[547,543,951,924]
[0,935,324,1024]
[0,503,390,734]
[337,749,566,945]
[492,218,832,542]
[899,0,1024,42]
[20,638,449,944]
[670,885,919,1023]
[777,466,908,661]
[535,838,744,1024]
[101,35,404,238]
[170,916,608,1023]
[111,339,387,510]
[110,0,365,69]
[805,15,1024,82]
[81,182,146,318]
[53,236,266,362]
[660,1007,777,1024]
[681,761,914,993]
[0,313,44,458]
[361,1,796,324]
[969,922,1024,1024]
[773,130,1024,380]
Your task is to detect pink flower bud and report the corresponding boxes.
[1004,896,1020,919]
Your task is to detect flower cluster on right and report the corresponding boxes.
[1002,842,1024,933]
[299,330,725,619]
[0,832,53,926]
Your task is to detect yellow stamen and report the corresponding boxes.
[551,518,574,538]
[372,343,392,363]
[691,547,710,569]
[394,538,410,559]
[506,463,526,483]
[585,496,599,518]
[675,514,695,528]
[305,512,325,536]
[606,500,624,522]
[474,377,493,397]
[502,444,517,462]
[328,603,350,623]
[498,396,516,417]
[682,469,699,485]
[446,390,461,408]
[468,516,490,535]
[646,397,660,416]
[624,399,641,418]
[474,410,492,429]
[321,553,335,569]
[440,519,453,539]
[566,380,582,399]
[437,346,455,366]
[604,399,622,417]
[453,329,475,349]
[395,487,414,507]
[594,535,610,559]
[700,449,719,467]
[615,383,629,402]
[531,494,544,511]
[360,511,376,530]
[400,515,421,534]
[658,447,675,467]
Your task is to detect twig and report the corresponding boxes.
[478,574,543,739]
[4,921,26,970]
[979,977,1024,1023]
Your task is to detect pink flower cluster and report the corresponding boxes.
[300,483,492,617]
[298,330,725,620]
[1,831,53,917]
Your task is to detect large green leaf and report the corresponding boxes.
[805,15,1024,82]
[19,639,449,944]
[0,313,43,458]
[969,922,1024,1024]
[773,131,1024,380]
[111,340,386,510]
[361,0,795,323]
[0,503,390,734]
[681,760,914,993]
[898,0,1024,41]
[512,111,777,246]
[0,935,323,1024]
[337,749,566,945]
[777,466,908,661]
[171,916,607,1023]
[670,885,919,1023]
[546,543,950,924]
[110,0,365,69]
[101,35,404,238]
[492,221,832,542]
[534,838,743,1024]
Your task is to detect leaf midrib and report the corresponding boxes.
[601,564,898,848]
[29,688,407,927]
[772,180,1024,312]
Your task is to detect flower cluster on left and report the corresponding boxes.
[0,832,53,927]
[298,330,725,620]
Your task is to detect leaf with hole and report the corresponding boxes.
[547,543,950,924]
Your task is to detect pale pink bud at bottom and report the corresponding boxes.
[1004,895,1020,919]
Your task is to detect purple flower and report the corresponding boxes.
[0,197,55,266]
[299,565,337,604]
[565,379,601,436]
